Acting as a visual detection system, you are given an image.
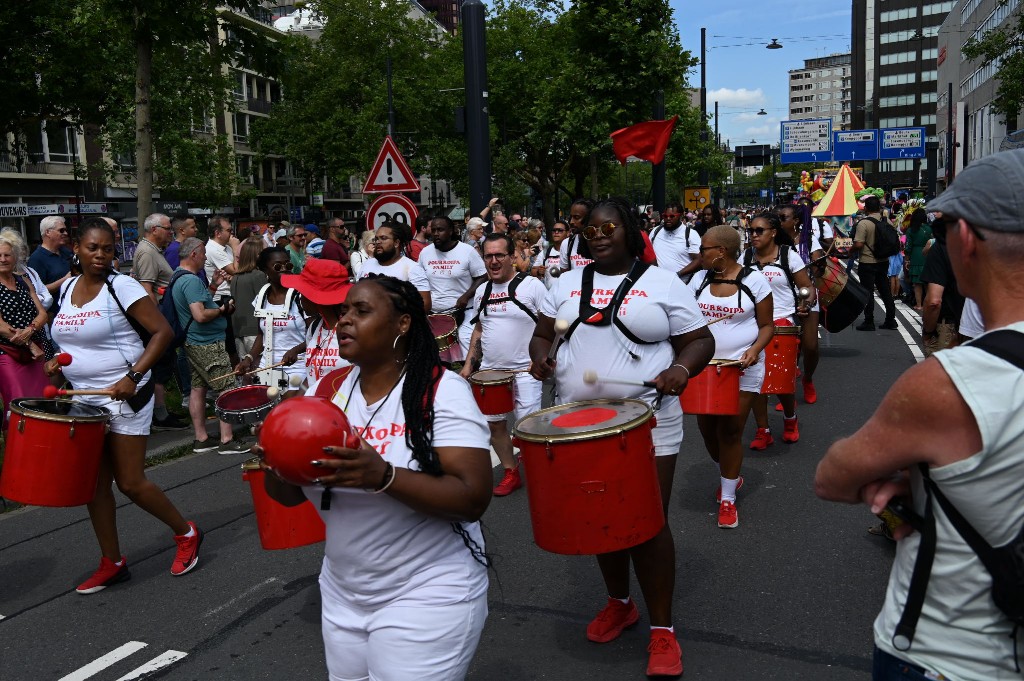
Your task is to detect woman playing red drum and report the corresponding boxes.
[742,212,816,448]
[49,218,203,593]
[530,198,713,678]
[262,275,492,681]
[688,225,774,529]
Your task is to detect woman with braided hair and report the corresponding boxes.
[262,274,492,681]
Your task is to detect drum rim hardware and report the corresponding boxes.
[513,398,652,444]
[10,398,110,425]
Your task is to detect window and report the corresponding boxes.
[922,92,938,104]
[922,70,938,81]
[966,0,1021,47]
[880,94,916,107]
[43,122,75,163]
[961,0,983,24]
[922,48,938,60]
[880,116,915,127]
[881,29,915,44]
[233,71,245,100]
[881,7,917,21]
[880,51,915,65]
[922,1,955,16]
[922,115,937,125]
[233,112,248,142]
[880,73,917,86]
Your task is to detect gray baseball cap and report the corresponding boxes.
[927,149,1024,232]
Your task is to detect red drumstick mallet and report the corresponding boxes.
[43,385,114,398]
[56,353,73,367]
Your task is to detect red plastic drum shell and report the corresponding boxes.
[680,362,741,416]
[762,327,802,395]
[242,461,325,550]
[469,371,515,416]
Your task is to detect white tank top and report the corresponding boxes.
[873,321,1024,679]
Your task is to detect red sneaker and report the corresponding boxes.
[775,401,784,412]
[749,428,773,450]
[718,500,739,529]
[783,417,800,443]
[803,381,817,404]
[646,629,683,677]
[493,466,522,496]
[171,521,203,576]
[76,555,130,594]
[586,598,640,643]
[715,476,744,504]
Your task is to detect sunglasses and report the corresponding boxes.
[698,245,724,253]
[272,262,295,272]
[745,227,771,236]
[582,222,620,240]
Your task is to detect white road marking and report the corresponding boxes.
[58,641,148,681]
[849,268,925,362]
[113,650,188,681]
[203,577,279,618]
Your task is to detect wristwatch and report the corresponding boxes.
[126,369,144,384]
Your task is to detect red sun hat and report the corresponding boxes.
[280,258,353,305]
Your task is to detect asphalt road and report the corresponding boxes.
[0,297,925,680]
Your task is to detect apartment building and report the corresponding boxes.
[788,53,853,132]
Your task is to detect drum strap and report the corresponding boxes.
[695,266,757,310]
[471,273,538,325]
[743,246,797,312]
[561,261,655,356]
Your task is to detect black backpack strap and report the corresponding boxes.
[506,273,538,321]
[966,330,1024,371]
[566,233,578,269]
[57,275,79,309]
[561,261,653,349]
[166,270,196,335]
[650,225,663,242]
[104,273,153,345]
[892,464,939,651]
[470,279,493,325]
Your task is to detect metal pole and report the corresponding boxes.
[652,89,666,211]
[946,81,954,187]
[713,101,720,205]
[71,127,82,227]
[699,27,708,186]
[386,56,396,138]
[461,0,491,217]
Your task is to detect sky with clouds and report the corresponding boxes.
[669,0,852,149]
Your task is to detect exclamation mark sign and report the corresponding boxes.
[386,159,393,183]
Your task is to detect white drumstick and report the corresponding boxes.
[582,370,656,389]
[547,319,569,361]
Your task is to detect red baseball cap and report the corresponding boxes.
[280,258,353,305]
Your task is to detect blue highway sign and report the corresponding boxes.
[879,127,926,159]
[833,129,878,161]
[780,119,832,164]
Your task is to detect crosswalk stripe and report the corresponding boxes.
[113,650,188,681]
[58,641,148,681]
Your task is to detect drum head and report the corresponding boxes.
[514,399,651,444]
[428,314,456,336]
[10,398,109,422]
[217,385,272,410]
[471,370,514,384]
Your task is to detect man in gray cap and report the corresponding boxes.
[815,148,1024,680]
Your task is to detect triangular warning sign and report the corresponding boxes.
[362,136,420,193]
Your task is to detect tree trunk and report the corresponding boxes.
[589,153,598,200]
[134,6,153,220]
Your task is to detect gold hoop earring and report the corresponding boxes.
[711,255,725,274]
[393,334,405,364]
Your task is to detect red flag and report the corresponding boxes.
[610,115,679,165]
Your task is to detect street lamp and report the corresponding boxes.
[766,39,783,50]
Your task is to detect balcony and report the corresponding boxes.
[246,98,272,115]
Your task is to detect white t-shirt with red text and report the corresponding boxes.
[417,242,486,312]
[252,292,306,382]
[358,256,431,292]
[651,224,701,274]
[689,268,772,361]
[558,235,594,271]
[533,245,562,289]
[744,246,806,321]
[541,264,705,405]
[472,275,547,370]
[305,318,349,385]
[302,369,490,608]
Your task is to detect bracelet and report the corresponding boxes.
[671,363,691,378]
[372,462,396,494]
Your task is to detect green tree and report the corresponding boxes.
[963,8,1024,127]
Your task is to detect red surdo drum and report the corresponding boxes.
[242,459,325,550]
[258,396,357,486]
[813,256,870,333]
[0,398,110,507]
[427,313,463,364]
[680,360,741,415]
[763,324,802,394]
[469,370,515,415]
[512,399,663,555]
[215,385,278,425]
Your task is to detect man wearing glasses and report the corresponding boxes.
[320,218,350,267]
[650,201,702,282]
[357,222,431,310]
[28,215,74,301]
[285,224,307,274]
[131,213,189,430]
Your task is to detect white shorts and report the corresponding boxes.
[652,395,684,457]
[320,576,487,681]
[739,361,765,394]
[74,385,154,437]
[484,372,542,423]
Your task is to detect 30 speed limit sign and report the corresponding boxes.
[366,193,419,231]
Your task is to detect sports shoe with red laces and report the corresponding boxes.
[493,466,523,496]
[718,500,739,528]
[803,380,817,404]
[715,476,744,504]
[586,598,640,643]
[171,521,203,576]
[76,555,130,594]
[646,629,683,677]
[782,417,800,443]
[749,428,773,450]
